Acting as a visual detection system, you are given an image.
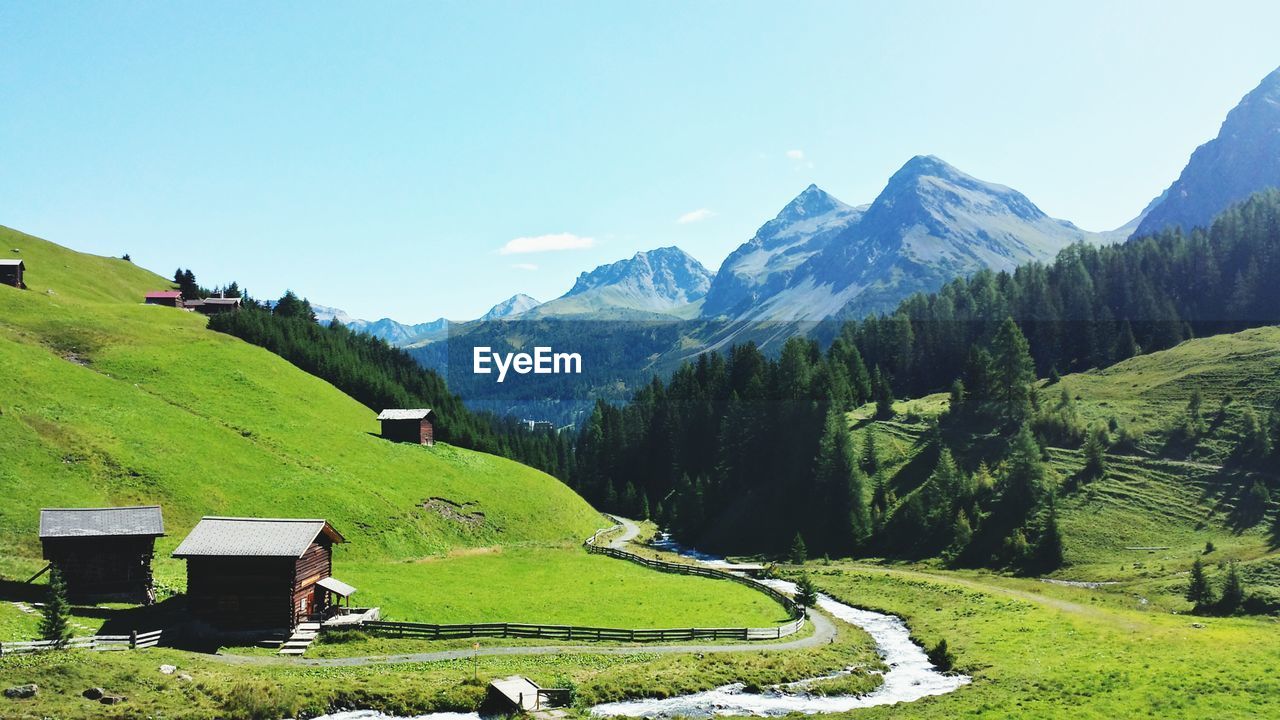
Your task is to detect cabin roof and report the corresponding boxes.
[0,259,23,267]
[145,290,182,299]
[172,516,345,558]
[377,408,434,421]
[202,297,241,305]
[39,506,165,539]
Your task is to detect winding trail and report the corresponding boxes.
[206,516,833,668]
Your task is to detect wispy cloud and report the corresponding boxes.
[511,262,539,271]
[786,149,805,160]
[498,232,595,255]
[677,208,716,224]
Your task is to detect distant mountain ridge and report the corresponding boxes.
[701,184,867,320]
[527,246,712,318]
[707,155,1103,324]
[481,293,541,320]
[1135,65,1280,237]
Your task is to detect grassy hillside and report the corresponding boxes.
[851,327,1280,588]
[0,225,784,634]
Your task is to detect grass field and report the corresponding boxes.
[0,225,790,645]
[0,617,877,719]
[344,546,790,627]
[797,564,1280,719]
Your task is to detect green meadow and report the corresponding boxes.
[0,225,789,642]
[799,565,1280,719]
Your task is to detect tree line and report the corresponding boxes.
[569,189,1280,568]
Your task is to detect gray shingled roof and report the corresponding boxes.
[377,408,434,421]
[0,259,23,267]
[172,516,345,558]
[39,506,165,539]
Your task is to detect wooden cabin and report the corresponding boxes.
[144,290,183,307]
[377,408,435,446]
[196,296,242,314]
[172,516,351,631]
[39,506,165,604]
[0,259,25,289]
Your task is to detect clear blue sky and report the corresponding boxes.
[3,2,1278,321]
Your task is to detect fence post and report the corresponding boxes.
[130,630,137,649]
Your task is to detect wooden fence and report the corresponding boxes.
[356,523,805,644]
[583,522,802,621]
[362,617,803,642]
[0,629,163,656]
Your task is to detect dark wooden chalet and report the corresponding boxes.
[195,295,242,314]
[0,259,25,289]
[144,290,183,307]
[39,506,165,604]
[172,516,351,630]
[377,408,435,446]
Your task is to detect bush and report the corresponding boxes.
[926,638,956,671]
[219,681,302,720]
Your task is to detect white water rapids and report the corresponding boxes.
[314,540,968,719]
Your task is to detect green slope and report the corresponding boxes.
[0,225,600,568]
[0,226,792,636]
[851,326,1280,584]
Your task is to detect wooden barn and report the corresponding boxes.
[38,506,165,604]
[0,259,25,289]
[144,290,183,307]
[377,408,436,445]
[196,295,242,314]
[172,516,351,631]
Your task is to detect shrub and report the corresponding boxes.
[219,681,302,720]
[927,638,956,671]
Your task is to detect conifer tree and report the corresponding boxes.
[789,532,808,564]
[872,366,895,419]
[1186,557,1212,607]
[1217,561,1245,614]
[991,318,1035,423]
[794,574,819,608]
[1081,426,1108,480]
[39,567,72,646]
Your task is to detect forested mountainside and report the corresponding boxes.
[569,191,1280,584]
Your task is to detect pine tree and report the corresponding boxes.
[861,430,880,475]
[40,566,73,646]
[1217,561,1245,614]
[1033,499,1064,571]
[1237,407,1272,463]
[794,574,819,608]
[991,318,1035,423]
[1186,557,1212,607]
[872,366,895,419]
[814,409,869,552]
[1081,426,1108,480]
[789,532,808,564]
[948,379,966,416]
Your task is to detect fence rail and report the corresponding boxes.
[362,617,804,643]
[0,629,164,656]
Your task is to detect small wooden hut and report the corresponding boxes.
[197,296,242,314]
[144,290,183,307]
[38,506,165,604]
[172,516,350,631]
[0,259,25,289]
[377,408,435,446]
